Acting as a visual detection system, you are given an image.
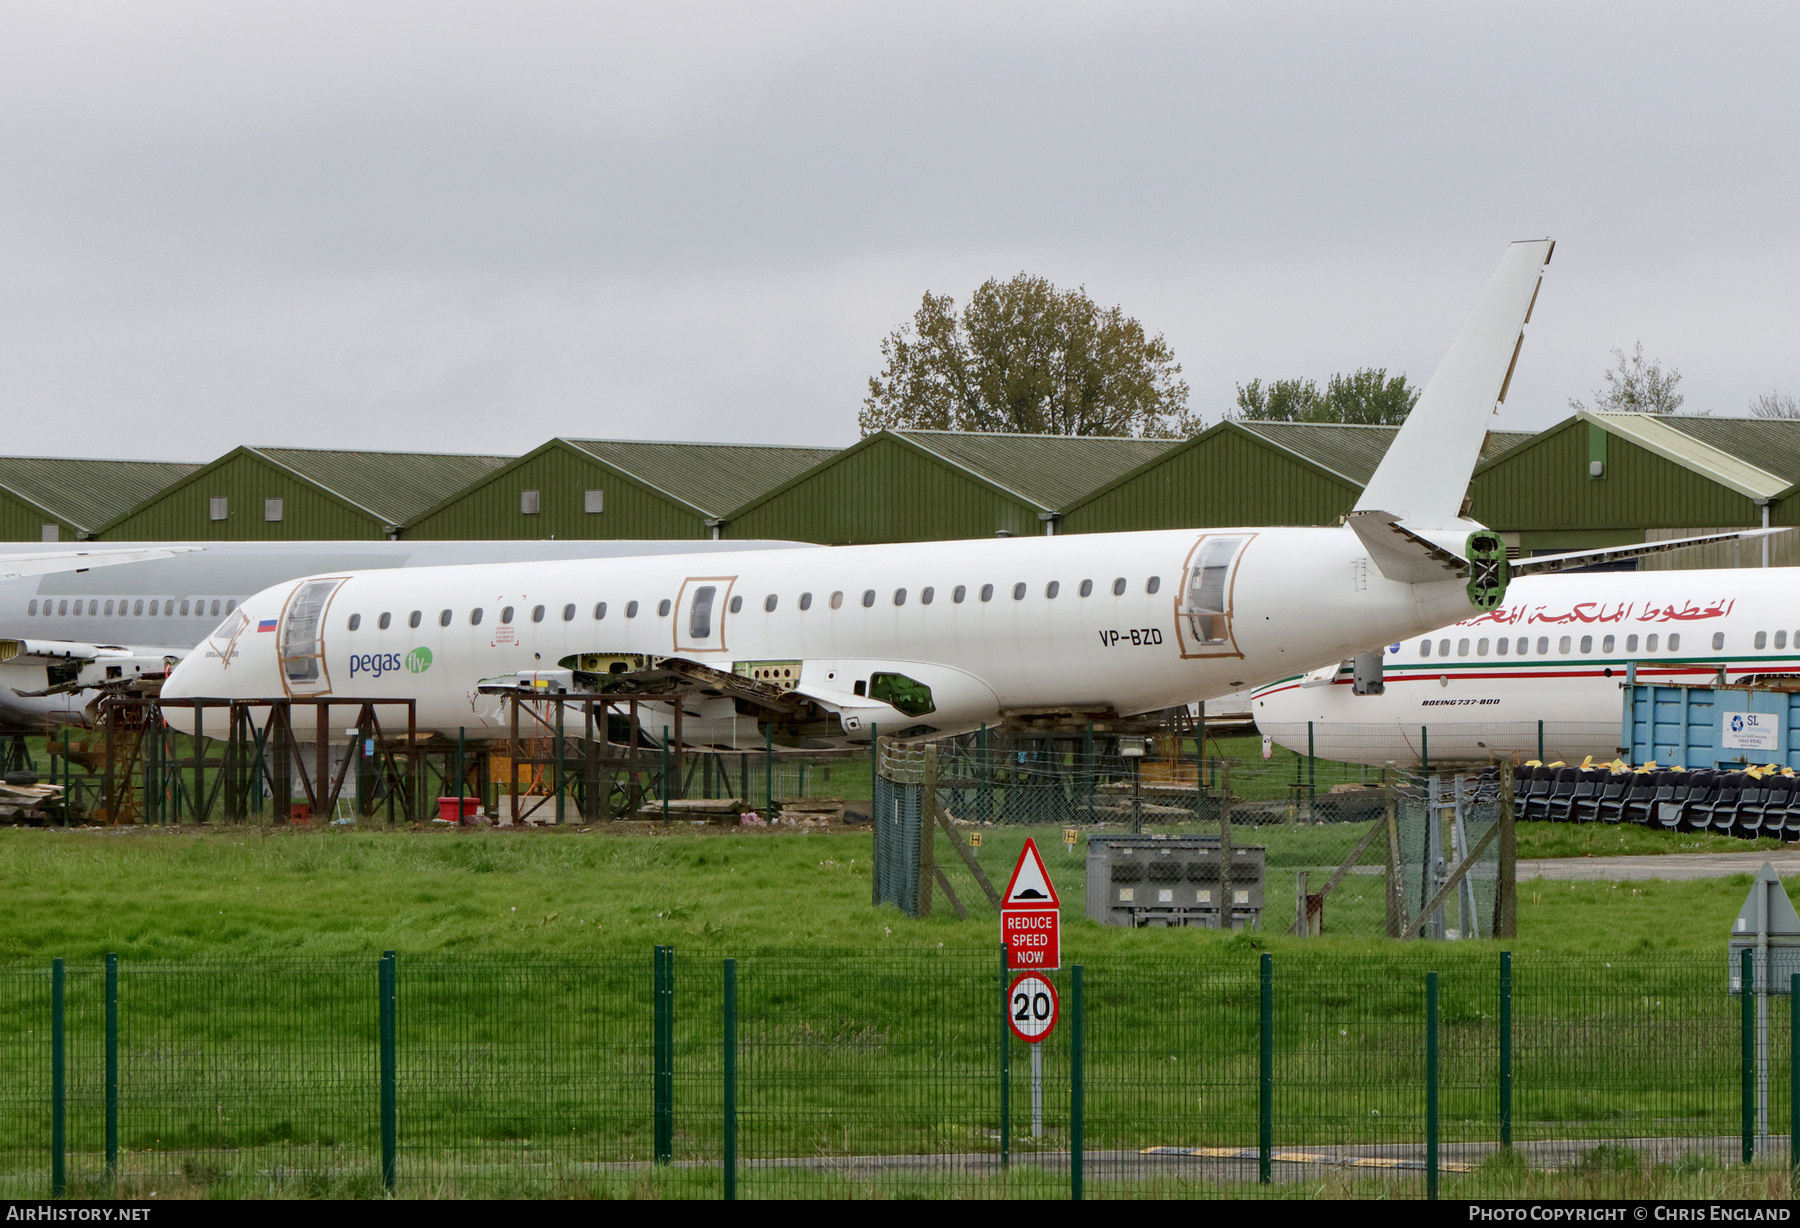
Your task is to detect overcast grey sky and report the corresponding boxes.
[2,1,1795,460]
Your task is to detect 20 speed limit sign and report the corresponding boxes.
[1007,973,1059,1044]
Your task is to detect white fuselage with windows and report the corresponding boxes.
[0,539,801,727]
[162,527,1487,746]
[1251,569,1800,766]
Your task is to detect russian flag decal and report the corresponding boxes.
[257,619,277,632]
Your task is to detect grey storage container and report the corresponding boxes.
[1085,834,1266,929]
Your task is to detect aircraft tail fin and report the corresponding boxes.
[1353,239,1555,529]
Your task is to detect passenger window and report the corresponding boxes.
[1756,630,1768,649]
[1437,639,1450,656]
[25,600,35,615]
[1712,632,1725,650]
[862,590,876,608]
[440,609,452,627]
[1456,638,1469,656]
[1537,637,1549,655]
[1645,633,1658,652]
[625,601,639,618]
[411,611,423,628]
[980,584,995,602]
[348,614,361,631]
[134,601,144,616]
[799,592,813,611]
[1668,633,1680,651]
[730,595,743,613]
[58,600,68,615]
[1112,578,1126,596]
[920,587,934,605]
[1420,639,1433,658]
[104,600,114,615]
[1780,631,1791,649]
[1012,583,1026,600]
[1579,635,1592,653]
[180,600,190,616]
[379,612,392,630]
[471,608,484,626]
[526,605,542,623]
[594,603,607,620]
[562,604,575,622]
[952,586,966,603]
[1495,637,1508,656]
[1602,635,1614,653]
[658,599,672,617]
[766,594,779,612]
[689,586,716,639]
[892,589,905,606]
[225,600,235,614]
[1045,581,1059,598]
[1476,638,1488,656]
[209,600,220,616]
[1558,636,1571,654]
[1079,580,1093,597]
[501,607,514,624]
[830,591,843,609]
[1626,634,1638,652]
[1146,576,1161,594]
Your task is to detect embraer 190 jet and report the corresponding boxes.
[164,241,1739,749]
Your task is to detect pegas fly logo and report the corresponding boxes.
[351,647,433,679]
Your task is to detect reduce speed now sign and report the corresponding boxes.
[1002,838,1061,972]
[1007,973,1059,1043]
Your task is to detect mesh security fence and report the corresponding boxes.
[2,950,1797,1200]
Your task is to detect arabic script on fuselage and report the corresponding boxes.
[1461,598,1736,628]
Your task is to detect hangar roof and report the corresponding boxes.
[564,439,840,518]
[250,447,515,527]
[0,457,201,536]
[1581,412,1800,500]
[886,431,1178,511]
[1239,421,1535,486]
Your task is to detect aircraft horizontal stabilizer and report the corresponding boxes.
[1510,528,1792,577]
[1347,510,1469,584]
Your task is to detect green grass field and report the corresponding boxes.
[4,819,1796,1200]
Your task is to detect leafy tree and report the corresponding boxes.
[859,274,1195,437]
[1569,342,1684,415]
[1750,391,1800,419]
[1231,368,1419,424]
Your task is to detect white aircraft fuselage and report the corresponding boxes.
[1252,568,1797,766]
[163,527,1483,746]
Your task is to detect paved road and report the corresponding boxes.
[1519,850,1800,881]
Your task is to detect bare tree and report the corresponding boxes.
[1569,342,1684,415]
[1749,390,1800,419]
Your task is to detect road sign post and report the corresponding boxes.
[1008,972,1059,1137]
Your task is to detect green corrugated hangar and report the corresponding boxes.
[724,430,1175,543]
[404,438,838,541]
[97,446,512,541]
[0,458,201,541]
[1057,422,1533,534]
[1467,411,1800,568]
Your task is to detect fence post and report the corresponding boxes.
[51,956,65,1199]
[105,953,119,1180]
[1070,965,1084,1202]
[1791,973,1798,1190]
[1259,951,1272,1183]
[1426,970,1439,1200]
[763,725,774,815]
[379,952,397,1192]
[1744,947,1756,1164]
[1498,950,1512,1150]
[999,944,1011,1170]
[654,945,674,1165]
[722,957,736,1201]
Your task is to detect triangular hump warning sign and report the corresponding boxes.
[1002,838,1060,908]
[1732,862,1800,938]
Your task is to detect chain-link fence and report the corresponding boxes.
[2,950,1792,1200]
[872,739,1507,941]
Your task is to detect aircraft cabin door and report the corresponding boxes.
[279,577,346,696]
[1178,535,1251,659]
[673,576,736,655]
